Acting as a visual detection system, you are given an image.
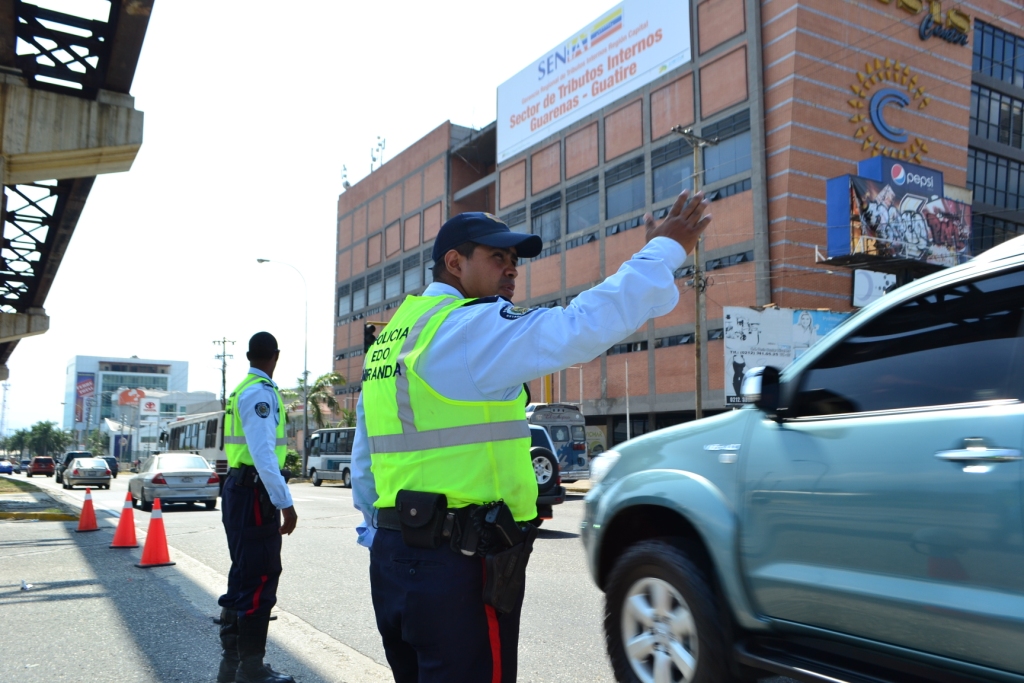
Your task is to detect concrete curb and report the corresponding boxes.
[0,510,78,521]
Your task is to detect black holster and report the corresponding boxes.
[482,522,537,614]
[396,490,449,549]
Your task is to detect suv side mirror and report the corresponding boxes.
[741,366,781,416]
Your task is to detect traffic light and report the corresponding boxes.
[364,324,377,353]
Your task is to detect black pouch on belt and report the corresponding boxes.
[482,522,538,614]
[395,490,448,549]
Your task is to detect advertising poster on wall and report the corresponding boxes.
[139,398,160,417]
[497,0,691,162]
[724,307,850,405]
[586,425,607,455]
[74,373,95,424]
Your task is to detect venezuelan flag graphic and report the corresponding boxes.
[590,8,623,46]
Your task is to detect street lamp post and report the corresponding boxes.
[257,258,309,473]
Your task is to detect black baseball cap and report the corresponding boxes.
[432,212,542,262]
[248,331,279,359]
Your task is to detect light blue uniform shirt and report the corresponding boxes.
[352,236,687,546]
[237,367,294,510]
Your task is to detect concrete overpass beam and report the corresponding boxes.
[0,308,49,345]
[0,76,144,184]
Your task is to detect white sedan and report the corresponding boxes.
[128,453,220,511]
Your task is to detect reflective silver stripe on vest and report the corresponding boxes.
[368,419,529,454]
[224,436,287,446]
[394,298,457,433]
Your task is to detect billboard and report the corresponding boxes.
[74,373,95,424]
[827,163,971,267]
[496,0,691,163]
[724,307,850,406]
[852,269,897,308]
[118,388,146,406]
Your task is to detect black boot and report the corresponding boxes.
[217,608,240,683]
[235,615,295,683]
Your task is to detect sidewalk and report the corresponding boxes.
[563,478,592,494]
[0,477,391,683]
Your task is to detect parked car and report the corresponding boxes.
[55,451,93,484]
[583,235,1024,683]
[63,457,111,490]
[128,453,220,511]
[100,456,119,478]
[0,460,12,475]
[26,457,54,477]
[529,424,564,527]
[9,459,21,474]
[19,458,29,474]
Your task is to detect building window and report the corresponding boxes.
[403,253,421,292]
[709,178,752,201]
[652,138,694,204]
[565,177,599,234]
[531,192,562,242]
[351,277,365,311]
[423,249,434,285]
[384,263,401,299]
[337,284,351,316]
[973,214,1024,254]
[655,333,695,348]
[607,340,648,355]
[974,21,1024,89]
[701,110,752,185]
[367,270,383,305]
[502,207,526,227]
[706,250,754,271]
[606,156,645,220]
[968,147,1024,210]
[971,84,1024,151]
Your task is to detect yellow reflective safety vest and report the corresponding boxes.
[362,294,538,521]
[224,373,288,468]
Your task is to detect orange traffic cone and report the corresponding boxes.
[75,487,99,533]
[110,492,138,548]
[136,498,175,568]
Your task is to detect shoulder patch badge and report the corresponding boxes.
[499,304,534,320]
[254,402,271,418]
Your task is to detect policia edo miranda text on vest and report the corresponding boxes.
[351,191,712,683]
[217,332,299,683]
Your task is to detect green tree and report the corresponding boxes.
[28,421,73,456]
[6,428,28,456]
[286,372,346,430]
[86,429,109,455]
[337,408,356,428]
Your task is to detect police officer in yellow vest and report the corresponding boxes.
[217,332,298,683]
[353,191,711,682]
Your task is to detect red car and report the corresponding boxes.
[26,456,54,477]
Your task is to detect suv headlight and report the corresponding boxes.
[590,450,621,485]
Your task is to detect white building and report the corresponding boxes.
[63,355,189,431]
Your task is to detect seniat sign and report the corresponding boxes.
[497,0,691,163]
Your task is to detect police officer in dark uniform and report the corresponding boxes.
[217,332,298,683]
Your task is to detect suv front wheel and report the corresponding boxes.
[605,540,731,683]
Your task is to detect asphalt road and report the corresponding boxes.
[20,473,789,683]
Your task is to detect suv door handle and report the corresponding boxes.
[935,448,1022,462]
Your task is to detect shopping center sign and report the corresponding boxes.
[872,0,970,46]
[496,0,691,163]
[848,57,930,161]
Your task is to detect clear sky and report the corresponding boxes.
[6,0,614,431]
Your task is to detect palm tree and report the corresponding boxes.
[286,373,346,430]
[28,421,73,456]
[7,428,28,456]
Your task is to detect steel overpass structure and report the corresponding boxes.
[0,0,152,379]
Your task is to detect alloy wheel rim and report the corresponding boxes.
[621,577,698,683]
[533,456,553,484]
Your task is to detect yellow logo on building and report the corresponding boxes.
[848,58,930,162]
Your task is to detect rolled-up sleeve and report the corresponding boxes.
[351,394,377,548]
[237,383,294,509]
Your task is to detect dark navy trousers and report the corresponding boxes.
[370,528,526,683]
[218,472,282,620]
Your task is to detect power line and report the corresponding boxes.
[213,338,235,411]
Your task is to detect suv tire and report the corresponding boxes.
[531,447,558,494]
[605,540,731,683]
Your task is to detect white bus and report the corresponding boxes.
[305,427,354,487]
[163,410,229,481]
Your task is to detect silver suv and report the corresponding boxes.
[584,236,1024,683]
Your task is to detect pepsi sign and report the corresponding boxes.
[858,157,943,197]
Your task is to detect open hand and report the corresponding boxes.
[644,189,712,255]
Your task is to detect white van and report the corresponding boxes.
[526,403,590,482]
[306,427,354,487]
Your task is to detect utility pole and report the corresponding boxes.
[672,126,718,421]
[0,382,7,451]
[213,338,236,410]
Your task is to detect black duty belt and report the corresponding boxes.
[376,506,468,532]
